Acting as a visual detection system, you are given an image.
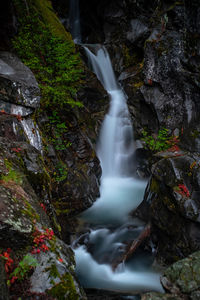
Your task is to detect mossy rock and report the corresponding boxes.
[48,272,82,300]
[33,0,71,41]
[142,292,183,300]
[162,251,200,294]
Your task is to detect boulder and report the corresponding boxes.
[30,238,87,299]
[144,152,200,263]
[0,138,87,299]
[162,251,200,295]
[142,251,200,299]
[0,51,40,109]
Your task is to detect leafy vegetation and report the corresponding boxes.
[0,159,23,184]
[53,162,68,183]
[12,0,84,111]
[12,0,84,153]
[141,128,170,152]
[8,254,38,285]
[45,111,72,151]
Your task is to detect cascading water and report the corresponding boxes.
[81,46,148,225]
[69,0,81,43]
[70,1,163,294]
[11,106,43,153]
[73,46,163,293]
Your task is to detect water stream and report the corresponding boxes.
[11,106,43,153]
[69,0,81,43]
[73,46,163,293]
[69,1,163,294]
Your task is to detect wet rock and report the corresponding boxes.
[0,170,49,248]
[141,292,183,300]
[127,19,149,43]
[144,153,200,263]
[0,138,86,298]
[0,51,40,108]
[0,116,26,142]
[30,238,87,299]
[0,258,9,300]
[161,251,200,297]
[0,99,33,116]
[142,31,187,129]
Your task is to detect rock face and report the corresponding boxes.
[51,0,200,266]
[1,0,200,298]
[0,259,9,300]
[0,52,40,109]
[0,50,89,298]
[143,152,200,263]
[142,251,200,300]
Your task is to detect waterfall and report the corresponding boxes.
[74,46,163,293]
[82,46,146,224]
[69,0,81,43]
[11,106,43,153]
[69,1,163,294]
[84,46,135,178]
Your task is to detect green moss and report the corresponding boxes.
[133,81,144,89]
[48,272,80,300]
[150,178,159,193]
[21,199,40,222]
[52,216,62,233]
[122,45,134,68]
[46,261,81,300]
[141,128,170,152]
[33,0,70,40]
[191,130,200,139]
[163,196,176,211]
[55,208,71,216]
[54,200,73,216]
[12,0,84,111]
[1,160,23,184]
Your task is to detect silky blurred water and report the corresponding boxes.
[74,45,163,293]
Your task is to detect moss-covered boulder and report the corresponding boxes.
[0,140,87,298]
[142,292,183,300]
[143,152,200,264]
[162,251,200,295]
[142,251,200,299]
[30,237,86,299]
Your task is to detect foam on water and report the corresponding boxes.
[82,177,146,225]
[75,246,163,293]
[73,42,163,293]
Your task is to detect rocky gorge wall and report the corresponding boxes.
[52,0,200,264]
[0,0,103,298]
[1,0,200,299]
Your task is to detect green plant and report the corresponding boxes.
[12,0,84,111]
[53,162,68,182]
[0,160,23,184]
[8,254,38,285]
[141,128,170,152]
[44,111,72,151]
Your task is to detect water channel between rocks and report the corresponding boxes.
[69,0,163,295]
[71,45,163,295]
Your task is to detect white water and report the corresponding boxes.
[75,246,162,292]
[69,0,81,43]
[73,46,163,293]
[84,46,135,178]
[11,106,43,153]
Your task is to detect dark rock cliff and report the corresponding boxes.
[1,0,200,299]
[60,0,200,264]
